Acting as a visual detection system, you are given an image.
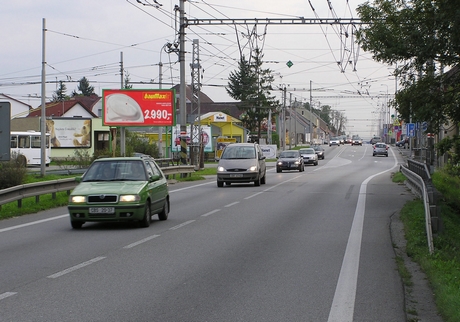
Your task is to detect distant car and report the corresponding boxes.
[67,156,170,229]
[276,150,304,173]
[216,143,266,187]
[370,136,382,145]
[299,148,319,166]
[312,145,325,159]
[329,137,341,146]
[396,138,408,147]
[373,143,388,157]
[352,136,362,146]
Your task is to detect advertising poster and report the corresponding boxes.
[103,89,175,127]
[45,118,92,148]
[171,124,212,153]
[216,137,236,159]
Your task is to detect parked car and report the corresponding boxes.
[216,143,266,187]
[396,138,408,147]
[312,145,325,159]
[299,147,319,166]
[329,137,341,146]
[276,150,304,173]
[67,156,170,229]
[372,143,389,157]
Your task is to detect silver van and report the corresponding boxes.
[216,143,266,187]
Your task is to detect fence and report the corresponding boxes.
[401,158,442,255]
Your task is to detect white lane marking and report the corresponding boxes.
[327,153,398,322]
[123,235,161,249]
[224,201,239,207]
[47,256,106,279]
[169,220,195,231]
[0,215,68,233]
[245,192,264,199]
[169,181,215,192]
[0,292,17,300]
[202,209,221,217]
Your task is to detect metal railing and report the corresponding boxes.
[0,165,195,209]
[400,161,435,254]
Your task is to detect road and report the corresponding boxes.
[0,144,414,321]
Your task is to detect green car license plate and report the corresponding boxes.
[89,207,115,214]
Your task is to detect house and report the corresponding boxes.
[11,94,111,161]
[1,93,32,119]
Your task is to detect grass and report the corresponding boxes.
[398,169,460,322]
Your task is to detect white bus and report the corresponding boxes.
[10,131,51,166]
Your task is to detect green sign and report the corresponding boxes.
[286,60,293,68]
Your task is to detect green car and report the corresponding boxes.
[68,156,169,229]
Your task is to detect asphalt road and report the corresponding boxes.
[1,145,425,321]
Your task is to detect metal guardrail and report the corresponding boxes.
[400,163,435,254]
[0,165,195,209]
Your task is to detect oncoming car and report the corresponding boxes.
[276,150,304,173]
[329,137,341,146]
[216,143,266,187]
[299,147,319,166]
[67,156,170,229]
[312,145,325,159]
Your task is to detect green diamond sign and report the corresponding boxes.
[286,60,293,68]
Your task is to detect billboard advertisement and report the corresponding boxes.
[45,118,92,148]
[171,124,212,153]
[103,89,175,127]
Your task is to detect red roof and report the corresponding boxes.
[27,94,99,118]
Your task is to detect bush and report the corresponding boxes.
[0,155,28,189]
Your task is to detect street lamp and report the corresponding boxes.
[381,84,389,142]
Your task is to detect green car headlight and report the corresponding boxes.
[120,195,141,202]
[70,196,86,203]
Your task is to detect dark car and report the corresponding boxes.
[312,145,325,159]
[373,143,388,157]
[276,150,304,173]
[67,156,170,229]
[396,138,409,148]
[216,143,266,187]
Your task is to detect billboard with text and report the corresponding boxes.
[103,89,175,127]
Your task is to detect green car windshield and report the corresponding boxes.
[83,160,147,182]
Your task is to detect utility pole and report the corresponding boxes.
[309,80,313,144]
[40,18,46,176]
[179,0,187,165]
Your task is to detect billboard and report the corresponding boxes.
[45,118,92,148]
[171,124,212,153]
[103,89,175,127]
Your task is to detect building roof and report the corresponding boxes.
[27,94,99,118]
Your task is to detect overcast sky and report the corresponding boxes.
[1,0,395,139]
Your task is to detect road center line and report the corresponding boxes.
[224,201,240,207]
[123,235,161,249]
[202,209,221,217]
[0,292,17,301]
[47,256,106,279]
[169,220,195,230]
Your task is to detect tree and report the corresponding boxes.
[356,0,460,133]
[124,72,133,89]
[72,77,95,97]
[52,81,70,102]
[226,48,279,139]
